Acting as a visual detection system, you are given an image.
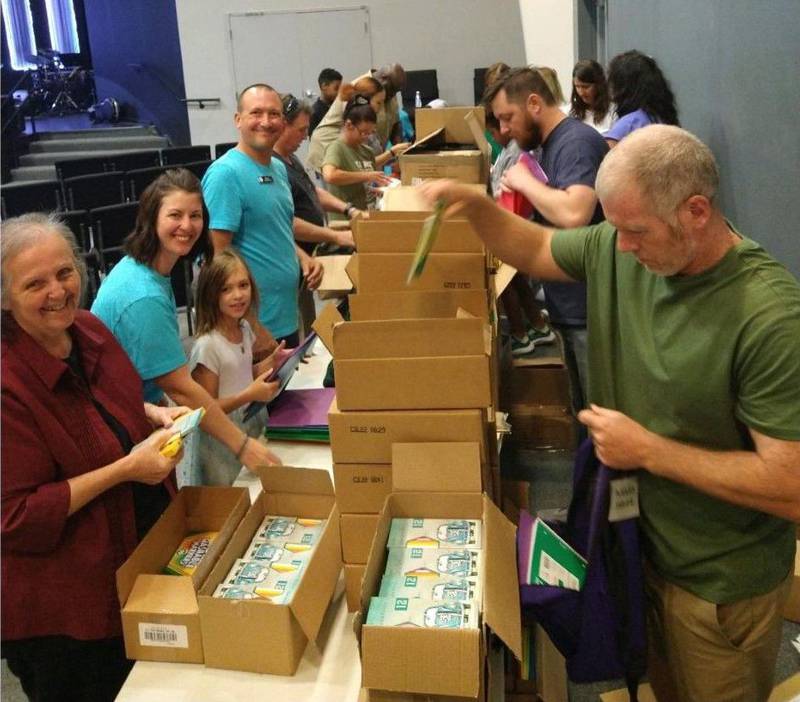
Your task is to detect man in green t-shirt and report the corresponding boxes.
[421,125,800,702]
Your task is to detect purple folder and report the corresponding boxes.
[266,387,336,429]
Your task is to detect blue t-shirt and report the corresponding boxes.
[605,109,656,143]
[91,256,185,403]
[202,149,299,338]
[536,117,608,326]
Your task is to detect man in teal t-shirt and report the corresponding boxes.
[203,83,322,347]
[420,125,799,702]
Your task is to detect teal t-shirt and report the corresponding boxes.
[551,222,800,603]
[202,149,299,338]
[91,256,186,403]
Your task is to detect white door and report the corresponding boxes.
[229,7,373,164]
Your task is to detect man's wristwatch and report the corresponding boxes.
[343,203,356,218]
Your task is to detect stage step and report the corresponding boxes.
[19,145,168,167]
[33,125,160,140]
[29,135,168,153]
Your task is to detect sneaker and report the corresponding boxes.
[528,324,556,346]
[511,333,536,357]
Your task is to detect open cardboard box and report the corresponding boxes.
[116,486,250,663]
[353,218,483,254]
[349,289,490,322]
[313,304,492,411]
[346,253,488,293]
[356,442,522,699]
[379,185,488,213]
[341,512,382,563]
[329,399,489,465]
[400,108,491,186]
[196,466,342,675]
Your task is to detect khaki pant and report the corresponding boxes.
[645,565,792,702]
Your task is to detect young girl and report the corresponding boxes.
[188,249,285,485]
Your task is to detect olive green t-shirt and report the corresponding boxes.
[551,222,800,603]
[322,138,376,219]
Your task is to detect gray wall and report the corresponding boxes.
[607,0,800,276]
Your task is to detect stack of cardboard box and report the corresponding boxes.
[316,193,504,612]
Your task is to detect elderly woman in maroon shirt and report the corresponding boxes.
[1,213,186,702]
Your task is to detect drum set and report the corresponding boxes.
[25,49,94,116]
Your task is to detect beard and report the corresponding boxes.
[517,117,543,151]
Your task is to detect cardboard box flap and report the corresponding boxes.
[353,219,483,254]
[455,307,493,356]
[464,110,492,165]
[311,302,345,355]
[123,574,199,615]
[405,126,446,154]
[349,290,490,323]
[482,495,522,659]
[257,464,334,497]
[333,317,489,359]
[289,506,342,642]
[392,442,482,493]
[345,254,359,288]
[318,254,353,293]
[415,106,486,145]
[494,262,517,297]
[381,185,486,213]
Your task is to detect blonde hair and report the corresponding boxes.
[194,249,260,336]
[536,66,565,104]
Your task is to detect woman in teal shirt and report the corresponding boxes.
[92,169,281,473]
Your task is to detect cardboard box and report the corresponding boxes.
[197,466,342,675]
[400,108,490,186]
[378,185,487,213]
[502,366,570,408]
[509,404,575,451]
[346,253,488,293]
[356,443,522,698]
[349,289,490,322]
[329,401,488,465]
[341,513,381,563]
[535,625,568,702]
[345,563,366,612]
[313,306,492,411]
[317,254,353,298]
[783,540,800,622]
[334,462,393,513]
[353,218,483,254]
[116,486,250,664]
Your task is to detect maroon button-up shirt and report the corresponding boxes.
[2,310,175,641]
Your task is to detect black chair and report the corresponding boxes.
[55,155,110,181]
[61,209,92,251]
[161,145,212,165]
[107,150,161,173]
[79,250,103,309]
[214,142,236,159]
[1,180,62,217]
[182,160,212,179]
[171,259,195,335]
[89,201,139,272]
[126,165,168,200]
[63,172,126,210]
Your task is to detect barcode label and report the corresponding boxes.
[138,622,189,648]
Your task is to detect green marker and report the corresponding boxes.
[406,198,447,284]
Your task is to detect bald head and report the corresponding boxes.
[596,124,719,222]
[236,83,278,112]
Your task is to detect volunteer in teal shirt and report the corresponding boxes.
[418,125,800,702]
[92,168,281,473]
[202,83,321,345]
[202,149,299,339]
[92,256,183,403]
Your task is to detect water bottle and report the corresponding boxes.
[414,90,422,108]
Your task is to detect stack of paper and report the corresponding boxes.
[264,387,335,442]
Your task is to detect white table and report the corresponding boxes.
[118,340,364,702]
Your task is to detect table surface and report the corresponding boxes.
[118,340,365,702]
